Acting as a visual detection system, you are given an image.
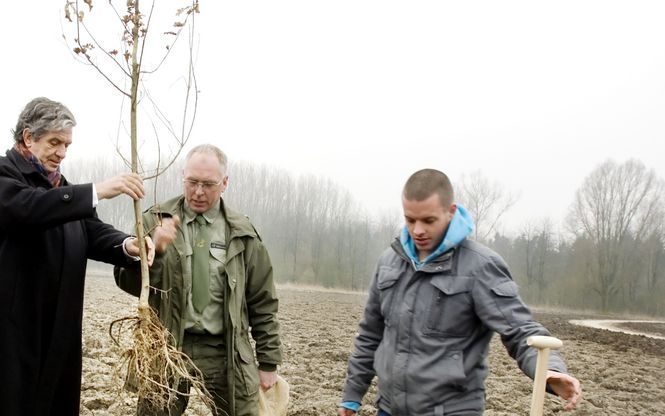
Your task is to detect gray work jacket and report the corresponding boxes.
[342,238,566,416]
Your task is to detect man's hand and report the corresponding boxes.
[124,236,155,266]
[547,370,582,411]
[337,408,356,416]
[259,370,277,391]
[96,173,145,201]
[153,215,180,254]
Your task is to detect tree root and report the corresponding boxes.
[110,306,216,414]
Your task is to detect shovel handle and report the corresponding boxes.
[527,336,563,416]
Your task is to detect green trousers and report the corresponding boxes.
[137,332,259,416]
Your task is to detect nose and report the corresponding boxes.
[413,221,425,235]
[55,143,67,159]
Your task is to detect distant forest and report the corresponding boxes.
[69,157,665,317]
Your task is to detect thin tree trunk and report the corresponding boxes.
[129,0,150,310]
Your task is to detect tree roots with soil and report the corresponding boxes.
[110,306,215,413]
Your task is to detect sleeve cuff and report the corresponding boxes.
[258,363,277,372]
[340,401,360,412]
[92,183,99,207]
[121,236,141,261]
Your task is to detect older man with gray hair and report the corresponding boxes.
[0,96,154,415]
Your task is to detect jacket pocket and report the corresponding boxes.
[377,266,400,324]
[411,349,467,394]
[236,336,259,396]
[209,247,227,302]
[423,276,475,337]
[490,279,524,325]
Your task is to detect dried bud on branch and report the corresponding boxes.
[64,3,73,22]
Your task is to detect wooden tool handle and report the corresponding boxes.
[528,335,563,350]
[527,335,563,416]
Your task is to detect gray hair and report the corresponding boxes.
[12,97,77,144]
[186,144,228,176]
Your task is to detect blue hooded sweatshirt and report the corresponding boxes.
[400,204,475,269]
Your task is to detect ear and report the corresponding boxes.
[22,129,33,147]
[221,175,229,193]
[448,203,457,216]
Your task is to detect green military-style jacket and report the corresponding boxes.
[114,195,282,410]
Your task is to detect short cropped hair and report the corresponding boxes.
[12,97,76,144]
[186,144,228,176]
[402,168,454,208]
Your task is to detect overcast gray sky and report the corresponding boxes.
[3,1,664,234]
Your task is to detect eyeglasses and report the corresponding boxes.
[183,179,222,190]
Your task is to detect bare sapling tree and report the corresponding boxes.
[62,0,214,411]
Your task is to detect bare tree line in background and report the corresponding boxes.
[69,156,401,293]
[68,157,665,316]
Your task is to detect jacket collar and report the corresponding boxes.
[148,195,258,240]
[182,199,221,226]
[399,204,474,270]
[391,237,455,273]
[6,148,63,187]
[7,147,38,175]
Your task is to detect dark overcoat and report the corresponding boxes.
[0,148,133,416]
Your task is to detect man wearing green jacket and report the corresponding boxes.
[115,144,282,416]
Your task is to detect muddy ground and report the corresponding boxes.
[81,275,665,415]
[614,321,665,338]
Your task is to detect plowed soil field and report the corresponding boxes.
[80,275,665,415]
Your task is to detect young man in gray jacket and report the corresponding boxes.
[338,169,581,416]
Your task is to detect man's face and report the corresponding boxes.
[402,193,456,260]
[24,128,73,173]
[183,152,228,213]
